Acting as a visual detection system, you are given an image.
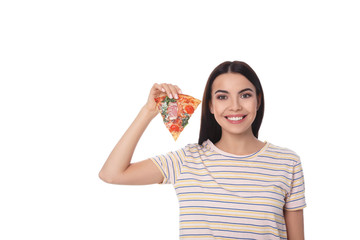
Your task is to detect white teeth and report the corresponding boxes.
[227,116,244,121]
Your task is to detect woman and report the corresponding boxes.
[99,61,306,240]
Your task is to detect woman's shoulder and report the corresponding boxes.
[266,142,301,161]
[181,140,211,155]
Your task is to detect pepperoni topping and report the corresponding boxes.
[170,124,180,132]
[185,105,194,114]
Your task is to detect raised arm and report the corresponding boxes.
[98,83,181,185]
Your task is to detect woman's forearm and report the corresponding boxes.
[284,209,305,240]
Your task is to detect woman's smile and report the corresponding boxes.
[225,114,247,124]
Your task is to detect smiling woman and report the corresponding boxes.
[99,61,306,240]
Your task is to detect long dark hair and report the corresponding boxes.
[198,61,265,145]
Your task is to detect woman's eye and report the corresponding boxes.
[217,95,227,100]
[241,93,252,99]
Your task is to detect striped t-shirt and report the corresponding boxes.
[150,139,306,240]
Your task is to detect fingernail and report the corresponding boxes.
[169,94,173,99]
[174,94,178,99]
[161,88,166,92]
[179,90,182,94]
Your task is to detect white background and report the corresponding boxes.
[1,1,359,239]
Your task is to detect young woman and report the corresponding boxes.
[99,61,306,240]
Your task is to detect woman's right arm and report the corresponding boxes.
[98,83,181,185]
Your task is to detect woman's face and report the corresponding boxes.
[210,73,260,138]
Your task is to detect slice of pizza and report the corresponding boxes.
[154,94,201,141]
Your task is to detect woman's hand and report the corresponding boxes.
[143,83,182,116]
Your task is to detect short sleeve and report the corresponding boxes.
[284,158,307,211]
[150,148,186,184]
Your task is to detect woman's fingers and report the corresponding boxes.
[174,85,182,95]
[160,84,175,99]
[149,83,182,101]
[151,83,163,93]
[145,83,183,115]
[160,83,181,99]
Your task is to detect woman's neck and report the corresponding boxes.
[215,132,265,156]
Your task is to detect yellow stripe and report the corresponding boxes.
[181,220,286,231]
[181,211,282,222]
[170,153,180,182]
[181,170,291,183]
[266,150,298,157]
[176,181,286,196]
[181,223,286,237]
[268,145,295,153]
[285,205,306,211]
[260,153,299,162]
[180,208,284,223]
[159,155,169,178]
[178,195,284,209]
[150,158,167,183]
[294,165,303,172]
[292,179,304,187]
[181,236,271,240]
[181,235,214,239]
[287,192,305,201]
[261,149,299,157]
[201,161,293,172]
[179,192,284,205]
[181,169,212,175]
[210,172,290,183]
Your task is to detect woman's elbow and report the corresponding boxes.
[98,170,118,184]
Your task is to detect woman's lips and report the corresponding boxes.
[225,114,247,124]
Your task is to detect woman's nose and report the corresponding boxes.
[229,98,242,111]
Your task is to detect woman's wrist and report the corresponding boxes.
[140,105,158,120]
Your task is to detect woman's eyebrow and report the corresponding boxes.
[214,90,229,94]
[239,88,254,94]
[214,88,254,94]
